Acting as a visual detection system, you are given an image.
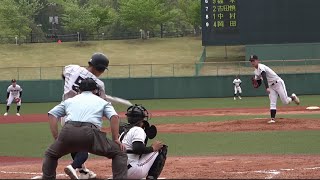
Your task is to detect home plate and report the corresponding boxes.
[108,177,166,179]
[31,175,42,179]
[306,106,320,110]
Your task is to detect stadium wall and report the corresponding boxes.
[1,73,318,103]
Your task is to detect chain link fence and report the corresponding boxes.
[1,59,319,80]
[0,29,198,44]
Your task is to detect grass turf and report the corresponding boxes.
[0,112,320,157]
[0,37,249,80]
[0,37,203,68]
[1,121,320,157]
[155,130,320,156]
[0,95,318,114]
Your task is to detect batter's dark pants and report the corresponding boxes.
[70,151,88,169]
[42,122,128,180]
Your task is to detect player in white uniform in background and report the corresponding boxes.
[61,53,111,179]
[4,79,23,116]
[233,75,242,100]
[120,105,167,179]
[250,55,300,123]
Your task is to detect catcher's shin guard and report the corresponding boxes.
[147,145,168,179]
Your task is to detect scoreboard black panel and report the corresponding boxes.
[201,0,320,45]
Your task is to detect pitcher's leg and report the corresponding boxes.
[268,88,278,123]
[276,80,292,105]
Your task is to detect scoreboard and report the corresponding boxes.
[202,0,320,45]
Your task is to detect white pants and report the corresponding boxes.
[269,79,292,110]
[128,152,159,179]
[234,86,242,94]
[7,95,21,106]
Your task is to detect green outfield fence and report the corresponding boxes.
[1,59,320,81]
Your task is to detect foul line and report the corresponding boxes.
[0,170,67,178]
[224,166,320,179]
[0,170,166,179]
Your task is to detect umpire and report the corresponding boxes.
[42,78,127,179]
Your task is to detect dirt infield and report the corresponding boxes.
[1,155,320,179]
[0,106,318,124]
[1,106,320,179]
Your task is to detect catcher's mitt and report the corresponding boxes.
[251,77,259,88]
[15,97,21,103]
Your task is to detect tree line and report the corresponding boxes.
[0,0,201,43]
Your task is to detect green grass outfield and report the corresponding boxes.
[0,37,203,67]
[0,95,319,114]
[0,95,319,157]
[1,122,320,157]
[0,37,247,80]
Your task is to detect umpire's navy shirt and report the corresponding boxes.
[48,91,118,128]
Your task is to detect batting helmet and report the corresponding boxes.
[88,53,109,72]
[79,78,98,92]
[126,104,149,124]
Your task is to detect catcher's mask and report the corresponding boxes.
[126,104,149,125]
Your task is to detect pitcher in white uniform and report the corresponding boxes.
[4,79,23,116]
[250,55,300,123]
[233,75,242,100]
[120,104,168,179]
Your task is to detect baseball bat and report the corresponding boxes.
[105,94,133,106]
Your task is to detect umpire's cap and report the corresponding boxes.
[126,104,149,124]
[79,78,98,92]
[88,53,109,72]
[249,55,259,61]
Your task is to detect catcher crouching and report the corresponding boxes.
[120,104,168,179]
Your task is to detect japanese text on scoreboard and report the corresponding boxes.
[203,0,239,33]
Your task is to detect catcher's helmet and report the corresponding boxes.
[88,53,109,72]
[126,104,149,124]
[79,78,98,92]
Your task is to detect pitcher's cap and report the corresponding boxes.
[249,55,258,61]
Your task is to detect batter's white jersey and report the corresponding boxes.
[7,85,22,97]
[121,126,159,179]
[254,64,280,85]
[62,65,106,100]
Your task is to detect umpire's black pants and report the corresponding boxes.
[42,122,128,179]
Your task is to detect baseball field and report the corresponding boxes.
[1,95,320,179]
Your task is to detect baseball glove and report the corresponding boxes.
[251,77,259,88]
[15,97,21,103]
